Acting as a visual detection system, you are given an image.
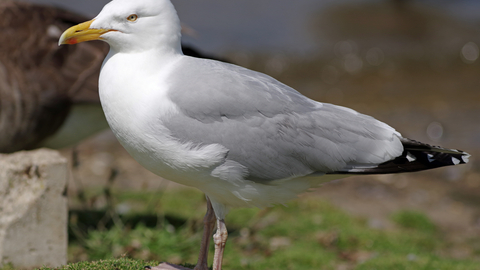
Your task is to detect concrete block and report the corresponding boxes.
[0,149,68,268]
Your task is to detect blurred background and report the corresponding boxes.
[3,0,480,268]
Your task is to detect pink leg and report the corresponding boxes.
[194,198,216,270]
[212,219,228,270]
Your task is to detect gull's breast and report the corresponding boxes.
[98,51,228,187]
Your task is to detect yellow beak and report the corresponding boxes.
[58,19,114,45]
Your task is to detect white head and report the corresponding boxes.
[59,0,182,54]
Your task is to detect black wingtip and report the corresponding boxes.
[331,138,470,175]
[401,137,470,167]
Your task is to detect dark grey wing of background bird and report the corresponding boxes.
[0,1,229,153]
[0,1,108,153]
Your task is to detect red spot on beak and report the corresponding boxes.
[67,38,78,45]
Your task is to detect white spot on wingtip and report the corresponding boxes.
[406,152,416,162]
[427,154,435,162]
[462,155,470,163]
[451,157,461,165]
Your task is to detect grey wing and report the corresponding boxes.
[164,57,404,182]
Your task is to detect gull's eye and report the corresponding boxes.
[127,14,138,22]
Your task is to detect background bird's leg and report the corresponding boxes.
[212,219,228,270]
[194,197,216,270]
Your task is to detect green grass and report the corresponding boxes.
[391,210,437,233]
[37,257,195,270]
[5,188,479,270]
[83,223,201,263]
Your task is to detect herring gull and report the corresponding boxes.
[58,0,470,269]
